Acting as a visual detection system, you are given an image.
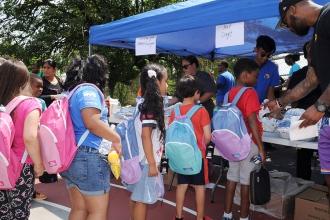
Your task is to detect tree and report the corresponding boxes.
[0,0,185,100]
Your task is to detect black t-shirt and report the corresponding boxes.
[41,77,64,107]
[310,4,330,92]
[287,66,322,109]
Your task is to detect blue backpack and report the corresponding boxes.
[211,87,252,161]
[165,104,202,175]
[115,104,142,184]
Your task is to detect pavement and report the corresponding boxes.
[27,144,324,220]
[30,200,69,220]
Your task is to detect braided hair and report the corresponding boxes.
[139,63,166,142]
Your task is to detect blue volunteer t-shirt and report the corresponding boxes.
[289,63,301,77]
[254,60,280,103]
[69,85,108,149]
[216,71,235,106]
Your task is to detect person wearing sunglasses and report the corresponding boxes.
[181,56,216,119]
[254,35,280,104]
[266,0,330,195]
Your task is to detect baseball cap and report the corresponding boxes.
[277,0,303,29]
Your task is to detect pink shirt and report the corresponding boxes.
[11,98,41,164]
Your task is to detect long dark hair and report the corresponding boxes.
[64,54,108,92]
[63,58,84,91]
[139,63,166,142]
[0,59,29,105]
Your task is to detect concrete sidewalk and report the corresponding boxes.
[29,200,69,220]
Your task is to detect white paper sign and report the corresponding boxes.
[135,36,157,56]
[216,22,244,48]
[289,118,318,141]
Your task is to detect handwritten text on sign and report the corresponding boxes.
[135,36,157,56]
[216,22,244,48]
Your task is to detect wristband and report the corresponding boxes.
[276,99,283,108]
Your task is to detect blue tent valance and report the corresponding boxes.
[89,0,328,59]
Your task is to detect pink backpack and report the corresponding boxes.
[39,83,104,174]
[0,96,31,189]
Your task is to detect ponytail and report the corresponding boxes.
[139,63,166,142]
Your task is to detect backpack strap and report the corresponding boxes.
[5,96,35,164]
[186,105,202,119]
[5,96,33,114]
[223,92,229,105]
[232,87,250,106]
[174,103,182,117]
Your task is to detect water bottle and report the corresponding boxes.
[160,152,169,174]
[99,139,112,155]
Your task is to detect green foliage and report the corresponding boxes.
[0,0,208,104]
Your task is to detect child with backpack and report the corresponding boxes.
[60,55,121,220]
[126,63,167,220]
[221,58,265,220]
[168,75,211,220]
[0,59,44,220]
[27,73,48,200]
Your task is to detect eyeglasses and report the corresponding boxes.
[182,64,191,69]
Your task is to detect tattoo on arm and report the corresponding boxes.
[281,67,318,106]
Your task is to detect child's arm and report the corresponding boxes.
[81,108,121,153]
[247,113,266,163]
[23,109,44,177]
[141,127,158,177]
[203,124,211,145]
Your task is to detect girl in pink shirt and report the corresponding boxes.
[0,59,44,220]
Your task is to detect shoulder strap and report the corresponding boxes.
[223,92,229,105]
[5,96,34,114]
[232,87,250,106]
[68,83,104,103]
[174,103,182,117]
[186,105,202,119]
[5,96,34,164]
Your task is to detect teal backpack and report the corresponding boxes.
[165,104,202,175]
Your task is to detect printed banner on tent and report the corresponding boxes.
[135,36,157,56]
[216,22,244,48]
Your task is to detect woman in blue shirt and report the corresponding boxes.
[61,55,121,220]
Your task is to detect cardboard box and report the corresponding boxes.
[294,184,330,220]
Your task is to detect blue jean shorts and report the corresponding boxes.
[61,146,111,196]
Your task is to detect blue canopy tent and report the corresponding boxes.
[89,0,328,59]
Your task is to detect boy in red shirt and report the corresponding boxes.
[169,75,212,220]
[222,58,265,220]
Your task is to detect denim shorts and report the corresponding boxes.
[61,146,111,196]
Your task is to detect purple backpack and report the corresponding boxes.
[211,87,252,161]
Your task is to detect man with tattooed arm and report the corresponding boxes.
[267,0,330,194]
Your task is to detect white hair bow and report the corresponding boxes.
[148,70,157,78]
